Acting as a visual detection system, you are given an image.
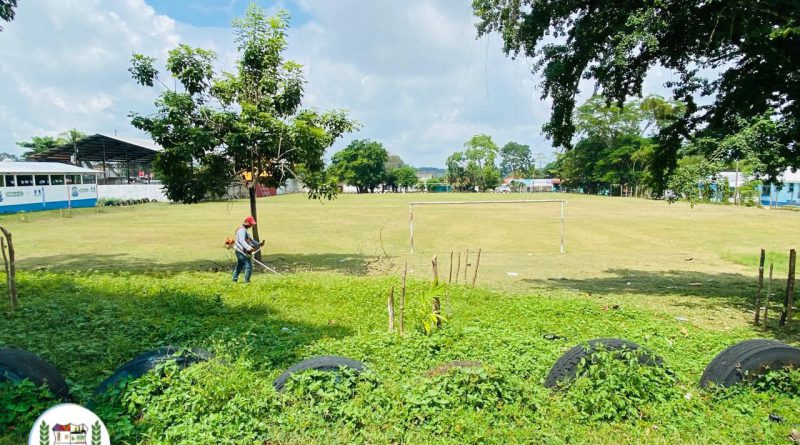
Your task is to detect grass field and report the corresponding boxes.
[1,193,799,444]
[2,192,799,330]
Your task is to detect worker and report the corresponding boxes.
[232,216,264,283]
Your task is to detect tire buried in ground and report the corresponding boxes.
[273,355,365,391]
[544,338,663,389]
[699,339,800,389]
[94,347,213,396]
[0,347,71,400]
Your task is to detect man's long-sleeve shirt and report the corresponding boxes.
[235,226,259,253]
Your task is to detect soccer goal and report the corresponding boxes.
[409,199,566,254]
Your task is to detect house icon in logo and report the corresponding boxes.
[53,423,88,444]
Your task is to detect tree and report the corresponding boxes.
[329,139,388,193]
[129,6,357,257]
[16,136,62,158]
[474,0,800,187]
[666,156,722,207]
[463,134,502,191]
[500,141,533,177]
[385,154,405,171]
[445,151,469,191]
[0,0,16,31]
[394,166,418,191]
[16,129,87,160]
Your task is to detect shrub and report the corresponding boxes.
[0,379,56,435]
[564,346,679,421]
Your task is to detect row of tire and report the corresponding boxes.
[101,198,156,207]
[1,338,799,404]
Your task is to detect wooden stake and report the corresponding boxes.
[454,251,461,284]
[388,286,395,333]
[763,263,774,329]
[780,249,796,326]
[445,288,451,319]
[464,248,470,281]
[755,248,765,324]
[449,251,454,284]
[471,248,482,287]
[400,262,407,336]
[1,238,10,309]
[0,228,17,311]
[431,255,441,328]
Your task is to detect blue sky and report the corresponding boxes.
[146,0,312,28]
[0,1,676,168]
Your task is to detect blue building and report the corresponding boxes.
[0,162,100,213]
[760,169,800,207]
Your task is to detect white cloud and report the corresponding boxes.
[0,0,678,168]
[0,0,180,153]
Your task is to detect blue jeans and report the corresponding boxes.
[232,250,252,283]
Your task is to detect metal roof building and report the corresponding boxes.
[0,161,98,174]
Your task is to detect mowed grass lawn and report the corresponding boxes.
[1,192,799,330]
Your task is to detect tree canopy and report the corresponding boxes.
[473,0,800,188]
[553,95,684,195]
[0,0,16,31]
[446,134,503,191]
[16,129,87,159]
[500,141,533,177]
[129,6,357,209]
[329,139,389,193]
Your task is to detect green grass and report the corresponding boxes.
[0,193,799,443]
[1,271,798,444]
[1,192,798,329]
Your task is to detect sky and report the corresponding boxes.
[0,0,677,168]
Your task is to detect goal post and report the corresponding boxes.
[409,199,566,254]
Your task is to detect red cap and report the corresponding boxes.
[243,216,257,226]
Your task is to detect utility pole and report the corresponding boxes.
[733,158,740,205]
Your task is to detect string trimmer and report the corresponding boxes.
[225,238,284,277]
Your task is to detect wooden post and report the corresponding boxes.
[400,262,407,336]
[448,251,454,284]
[471,248,482,287]
[780,249,796,326]
[0,228,17,311]
[755,248,765,324]
[763,263,774,329]
[454,251,461,284]
[388,286,395,333]
[431,255,441,328]
[464,248,470,281]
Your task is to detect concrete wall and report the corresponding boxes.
[97,184,168,201]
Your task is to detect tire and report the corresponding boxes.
[94,347,213,395]
[0,348,71,400]
[273,355,366,391]
[544,338,662,388]
[699,339,800,388]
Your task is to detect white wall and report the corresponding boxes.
[97,184,168,201]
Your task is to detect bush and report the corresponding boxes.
[564,346,679,421]
[0,379,57,435]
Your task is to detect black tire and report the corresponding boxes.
[273,355,365,391]
[0,348,71,400]
[94,347,212,395]
[544,338,662,388]
[699,339,800,388]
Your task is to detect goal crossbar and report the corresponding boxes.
[409,199,566,254]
